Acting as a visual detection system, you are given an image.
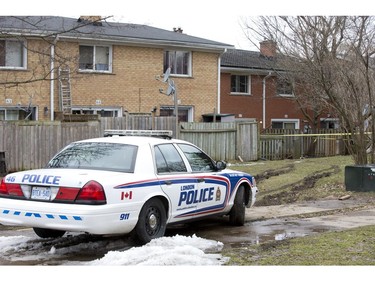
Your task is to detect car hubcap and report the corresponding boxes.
[148,213,158,230]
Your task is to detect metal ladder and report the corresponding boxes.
[58,67,72,114]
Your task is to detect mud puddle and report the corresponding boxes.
[0,216,330,265]
[166,216,333,249]
[2,199,375,265]
[166,199,375,249]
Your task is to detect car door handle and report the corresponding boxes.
[164,180,173,185]
[197,178,205,183]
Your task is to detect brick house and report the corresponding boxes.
[220,40,302,130]
[220,40,338,131]
[0,16,233,122]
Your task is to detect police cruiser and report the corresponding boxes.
[0,130,258,244]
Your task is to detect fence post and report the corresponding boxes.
[0,151,7,176]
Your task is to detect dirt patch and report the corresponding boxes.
[255,164,342,206]
[254,164,295,182]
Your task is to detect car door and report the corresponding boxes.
[154,143,198,222]
[176,143,229,217]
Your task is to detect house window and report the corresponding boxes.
[0,107,36,120]
[164,50,191,76]
[160,106,193,122]
[79,45,111,72]
[277,77,293,96]
[72,107,121,117]
[0,39,26,69]
[320,118,339,129]
[231,75,250,94]
[271,119,299,129]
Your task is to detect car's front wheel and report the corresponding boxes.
[132,198,166,245]
[33,227,66,238]
[229,185,246,226]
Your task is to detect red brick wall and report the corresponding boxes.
[220,73,307,129]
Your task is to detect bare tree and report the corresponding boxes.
[242,16,375,164]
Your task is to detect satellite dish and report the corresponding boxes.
[166,80,175,96]
[163,67,171,82]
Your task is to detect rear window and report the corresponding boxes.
[46,142,138,173]
[154,144,187,173]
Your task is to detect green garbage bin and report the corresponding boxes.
[345,165,375,191]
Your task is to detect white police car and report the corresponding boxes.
[0,130,257,244]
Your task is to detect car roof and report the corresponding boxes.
[75,136,190,146]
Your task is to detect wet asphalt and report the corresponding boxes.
[1,197,375,265]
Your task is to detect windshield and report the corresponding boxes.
[46,142,138,173]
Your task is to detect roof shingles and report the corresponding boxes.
[0,16,233,50]
[221,48,278,70]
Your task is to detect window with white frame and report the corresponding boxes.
[320,118,339,129]
[79,45,112,72]
[0,107,36,120]
[0,39,26,69]
[231,75,250,94]
[163,50,191,76]
[276,76,293,96]
[72,107,121,117]
[271,119,299,129]
[160,106,193,122]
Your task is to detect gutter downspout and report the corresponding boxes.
[50,36,59,121]
[262,72,272,129]
[217,48,227,114]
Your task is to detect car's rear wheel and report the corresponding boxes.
[132,198,166,245]
[229,185,246,226]
[33,227,66,238]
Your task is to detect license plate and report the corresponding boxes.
[31,187,51,200]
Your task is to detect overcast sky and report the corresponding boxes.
[3,0,373,51]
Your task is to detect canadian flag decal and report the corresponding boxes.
[121,191,133,200]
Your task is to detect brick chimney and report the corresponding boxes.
[78,16,103,26]
[173,27,183,33]
[260,40,277,58]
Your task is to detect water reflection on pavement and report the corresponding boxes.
[1,198,375,265]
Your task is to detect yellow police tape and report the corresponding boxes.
[263,132,370,137]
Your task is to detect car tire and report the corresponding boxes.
[229,185,246,226]
[33,227,66,238]
[132,198,166,245]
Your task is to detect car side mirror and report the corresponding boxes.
[216,160,227,171]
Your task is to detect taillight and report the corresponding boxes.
[54,187,80,202]
[0,178,8,195]
[75,180,106,205]
[0,178,24,197]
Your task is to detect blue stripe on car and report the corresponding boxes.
[114,178,198,189]
[1,209,82,221]
[113,173,254,218]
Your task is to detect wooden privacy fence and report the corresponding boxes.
[179,121,258,162]
[0,117,350,173]
[0,121,100,172]
[0,118,258,172]
[0,116,175,172]
[260,129,347,160]
[99,115,176,134]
